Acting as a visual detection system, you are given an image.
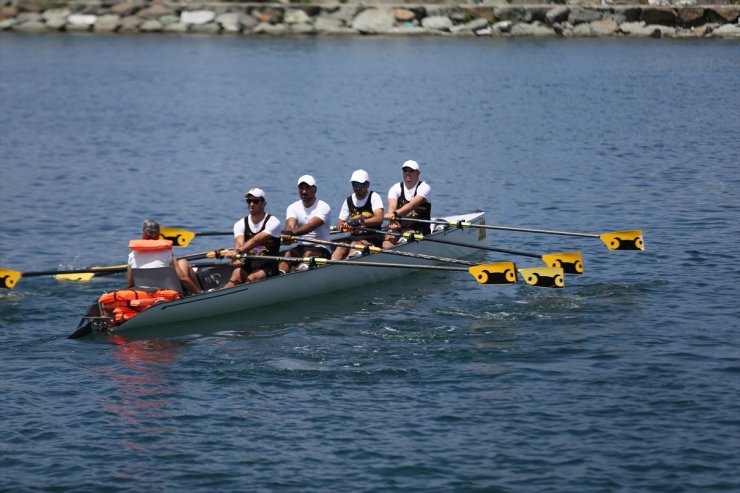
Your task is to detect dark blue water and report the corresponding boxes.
[1,34,739,491]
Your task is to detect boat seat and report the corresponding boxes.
[131,266,183,294]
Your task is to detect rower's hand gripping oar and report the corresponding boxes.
[411,218,644,251]
[230,252,519,286]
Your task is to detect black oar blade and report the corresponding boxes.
[0,269,21,289]
[468,262,517,285]
[517,267,565,289]
[541,253,584,275]
[599,230,644,251]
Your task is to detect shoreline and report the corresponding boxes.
[1,2,739,38]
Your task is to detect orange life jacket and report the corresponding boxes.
[128,239,173,251]
[98,289,181,325]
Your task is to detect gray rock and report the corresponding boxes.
[13,20,47,32]
[239,14,258,31]
[42,8,70,21]
[66,22,92,32]
[493,20,512,33]
[253,22,286,35]
[546,6,569,25]
[568,8,602,25]
[159,15,179,26]
[620,21,675,37]
[712,23,740,37]
[94,14,120,32]
[314,16,344,32]
[163,22,187,33]
[119,15,140,32]
[45,15,68,30]
[191,23,220,34]
[0,19,15,30]
[68,14,97,26]
[284,9,310,25]
[421,15,452,31]
[449,17,488,34]
[137,4,174,19]
[493,7,531,23]
[328,5,359,25]
[180,10,215,26]
[17,13,42,23]
[510,21,556,37]
[591,19,619,35]
[216,12,241,32]
[351,8,394,34]
[290,22,315,34]
[139,19,162,32]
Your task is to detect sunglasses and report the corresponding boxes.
[402,167,417,173]
[246,198,264,205]
[351,181,367,190]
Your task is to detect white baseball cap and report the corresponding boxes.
[349,169,370,183]
[402,160,420,171]
[244,187,265,199]
[297,175,316,187]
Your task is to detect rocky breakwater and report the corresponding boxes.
[1,1,739,38]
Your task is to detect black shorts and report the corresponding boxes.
[290,245,331,258]
[347,233,383,247]
[243,260,279,278]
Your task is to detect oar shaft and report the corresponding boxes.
[291,236,474,266]
[232,253,470,272]
[418,218,599,239]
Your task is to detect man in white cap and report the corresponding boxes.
[331,169,385,260]
[280,175,332,273]
[223,187,282,288]
[383,159,432,248]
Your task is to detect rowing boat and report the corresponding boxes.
[72,212,487,338]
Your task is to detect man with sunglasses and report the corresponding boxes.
[383,160,432,248]
[223,188,282,288]
[331,169,385,260]
[279,175,332,273]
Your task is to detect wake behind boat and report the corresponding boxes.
[72,212,490,338]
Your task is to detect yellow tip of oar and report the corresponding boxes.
[468,262,517,285]
[160,227,196,248]
[599,230,644,251]
[541,253,584,274]
[0,269,22,289]
[55,273,96,282]
[518,267,565,288]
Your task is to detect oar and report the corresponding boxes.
[358,227,583,277]
[1,251,218,289]
[290,236,473,266]
[408,218,644,251]
[159,226,347,248]
[230,252,521,286]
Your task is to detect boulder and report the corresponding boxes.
[137,4,175,19]
[253,22,286,35]
[546,6,569,25]
[290,23,316,34]
[492,20,512,33]
[568,8,603,25]
[14,20,47,32]
[216,12,241,32]
[0,6,18,20]
[710,6,739,23]
[108,2,137,16]
[394,8,416,22]
[711,23,740,37]
[180,10,215,26]
[421,15,452,31]
[139,19,162,32]
[511,22,556,37]
[163,22,187,33]
[191,23,220,34]
[642,7,677,25]
[678,8,705,26]
[68,14,97,27]
[119,15,140,32]
[450,17,488,34]
[351,8,394,34]
[314,16,344,32]
[284,9,311,25]
[591,19,619,35]
[94,14,121,32]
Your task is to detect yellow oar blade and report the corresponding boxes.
[541,252,583,275]
[55,273,95,281]
[160,227,196,248]
[0,269,22,289]
[599,230,644,251]
[468,262,517,285]
[518,267,565,288]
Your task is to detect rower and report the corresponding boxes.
[382,160,432,248]
[127,219,203,295]
[279,175,333,273]
[222,188,282,288]
[331,169,385,260]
